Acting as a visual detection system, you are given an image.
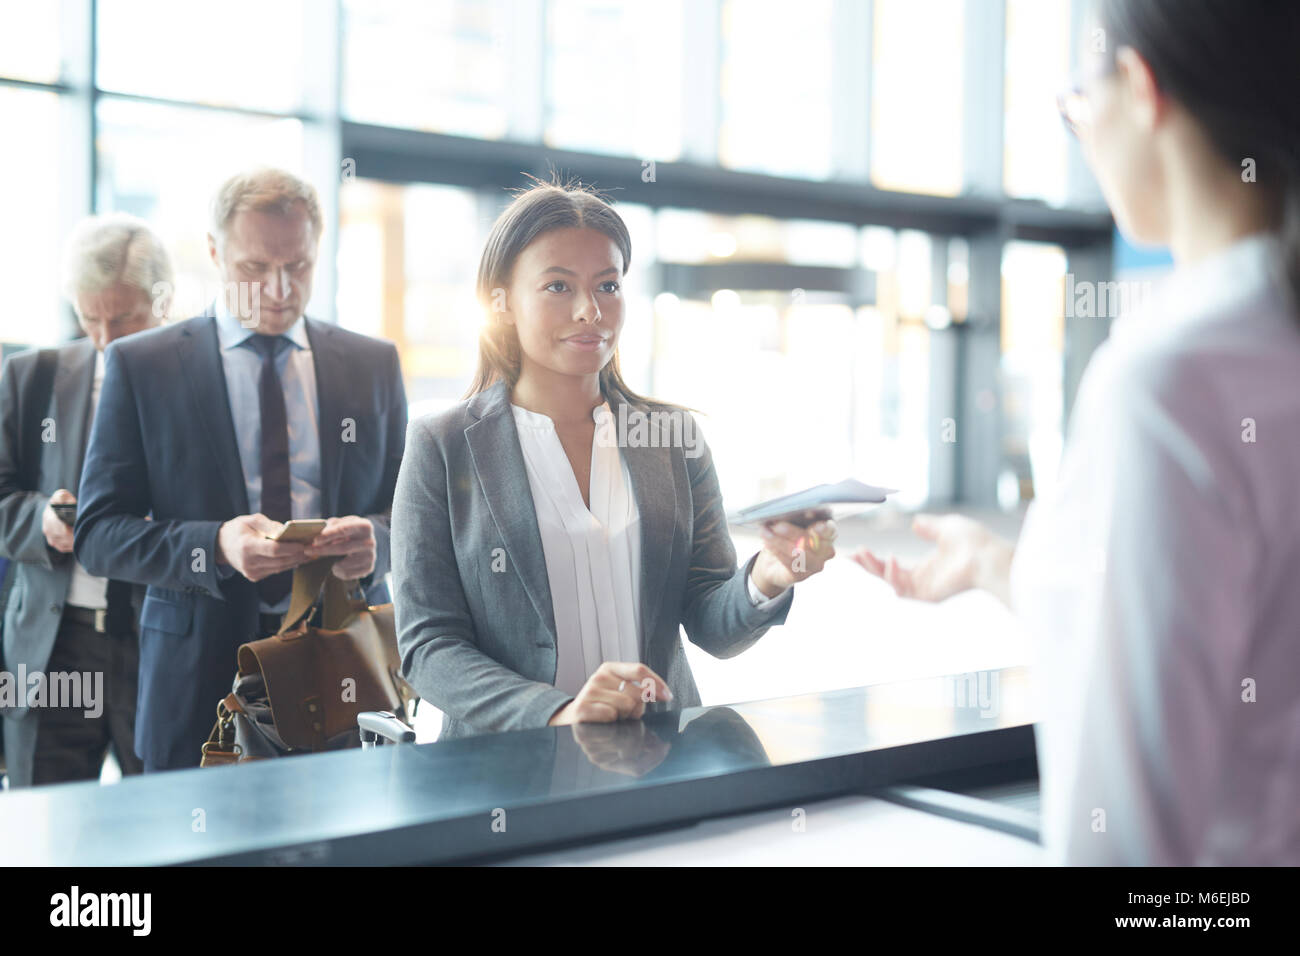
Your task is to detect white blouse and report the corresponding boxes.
[511,401,643,696]
[1010,233,1300,865]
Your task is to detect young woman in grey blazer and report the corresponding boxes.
[391,182,835,740]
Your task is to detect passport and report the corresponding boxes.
[731,478,896,527]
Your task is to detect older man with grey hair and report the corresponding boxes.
[0,212,170,787]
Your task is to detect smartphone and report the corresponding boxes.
[51,502,77,527]
[266,519,327,543]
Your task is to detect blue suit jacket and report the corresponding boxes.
[74,315,407,769]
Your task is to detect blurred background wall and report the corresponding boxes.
[0,0,1163,513]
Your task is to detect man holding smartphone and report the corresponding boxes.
[0,214,169,787]
[75,168,407,773]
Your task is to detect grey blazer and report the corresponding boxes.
[0,340,141,728]
[391,380,794,740]
[0,339,99,715]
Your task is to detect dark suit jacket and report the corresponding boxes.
[74,315,407,769]
[391,380,794,740]
[0,339,141,719]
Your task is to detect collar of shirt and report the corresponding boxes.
[212,297,310,353]
[92,347,105,384]
[510,400,611,430]
[1113,231,1287,343]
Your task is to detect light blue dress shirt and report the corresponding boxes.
[213,300,323,613]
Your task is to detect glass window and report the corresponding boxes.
[607,200,657,396]
[338,180,483,417]
[342,0,510,139]
[95,98,306,320]
[545,0,684,160]
[947,236,969,321]
[650,294,780,507]
[657,208,758,264]
[97,0,307,113]
[858,226,931,506]
[654,289,911,510]
[784,219,858,268]
[649,206,910,509]
[718,0,836,179]
[0,88,67,346]
[1003,0,1071,203]
[1000,241,1066,502]
[870,0,964,196]
[655,208,855,267]
[895,230,933,320]
[401,183,485,410]
[0,0,62,83]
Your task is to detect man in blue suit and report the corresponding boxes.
[75,168,407,771]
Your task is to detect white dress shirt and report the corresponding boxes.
[1010,233,1300,865]
[66,349,107,610]
[512,401,643,696]
[513,400,785,697]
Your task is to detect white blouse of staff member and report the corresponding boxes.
[852,39,1300,862]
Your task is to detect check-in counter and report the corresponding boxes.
[0,666,1039,865]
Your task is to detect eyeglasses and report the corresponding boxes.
[1056,87,1094,138]
[1057,48,1117,138]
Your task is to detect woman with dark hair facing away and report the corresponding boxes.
[391,181,833,740]
[855,0,1300,865]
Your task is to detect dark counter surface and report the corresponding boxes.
[0,666,1034,865]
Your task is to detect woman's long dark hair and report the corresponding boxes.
[464,176,680,412]
[1096,0,1300,310]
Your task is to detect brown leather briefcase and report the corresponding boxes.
[200,558,416,766]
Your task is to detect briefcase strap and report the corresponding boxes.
[199,695,244,767]
[277,557,367,636]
